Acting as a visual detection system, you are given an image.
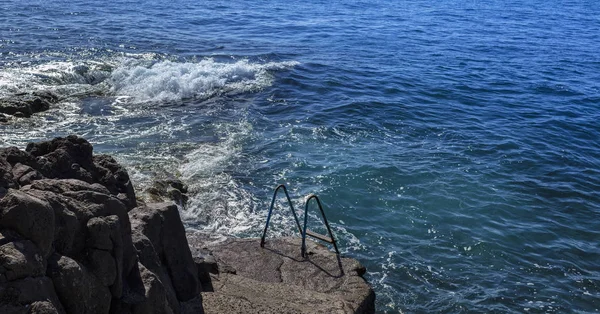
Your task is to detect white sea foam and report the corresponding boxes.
[0,56,298,104]
[175,121,267,235]
[109,58,299,104]
[0,60,114,98]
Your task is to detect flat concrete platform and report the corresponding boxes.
[186,234,375,314]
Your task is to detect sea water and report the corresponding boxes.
[1,0,599,312]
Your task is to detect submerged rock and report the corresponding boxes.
[144,177,189,208]
[0,92,56,118]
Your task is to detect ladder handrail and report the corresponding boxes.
[260,184,302,248]
[301,194,340,257]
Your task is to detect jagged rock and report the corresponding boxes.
[0,276,66,314]
[14,136,137,210]
[25,179,111,195]
[93,154,137,210]
[0,94,52,117]
[11,163,42,186]
[18,182,140,304]
[0,157,14,190]
[0,189,55,258]
[129,203,199,302]
[31,91,59,104]
[46,254,111,314]
[20,180,135,273]
[0,237,45,281]
[187,235,375,314]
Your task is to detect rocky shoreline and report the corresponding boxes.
[0,136,375,313]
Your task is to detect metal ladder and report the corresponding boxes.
[260,184,340,257]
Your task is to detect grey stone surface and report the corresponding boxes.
[187,234,375,314]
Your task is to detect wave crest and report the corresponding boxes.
[109,58,299,103]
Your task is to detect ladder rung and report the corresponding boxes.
[305,230,333,243]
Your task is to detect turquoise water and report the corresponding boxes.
[2,1,600,312]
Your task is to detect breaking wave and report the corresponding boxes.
[0,54,299,105]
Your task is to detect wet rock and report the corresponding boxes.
[0,94,51,117]
[144,178,189,207]
[0,189,55,258]
[31,90,59,104]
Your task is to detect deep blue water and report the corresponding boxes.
[2,0,600,312]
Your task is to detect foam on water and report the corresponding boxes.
[0,60,112,99]
[0,54,299,103]
[110,58,300,104]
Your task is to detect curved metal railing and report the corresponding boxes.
[260,184,302,248]
[301,194,340,257]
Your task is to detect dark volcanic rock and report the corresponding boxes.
[0,276,66,314]
[1,136,375,313]
[0,137,206,314]
[46,254,111,314]
[0,237,45,281]
[129,203,199,302]
[132,263,174,314]
[0,189,55,258]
